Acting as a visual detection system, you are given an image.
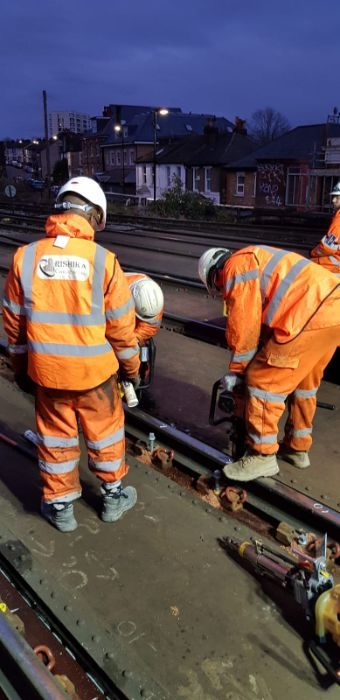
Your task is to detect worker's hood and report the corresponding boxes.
[45,213,95,241]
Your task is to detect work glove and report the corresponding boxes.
[128,376,141,391]
[219,372,244,392]
[14,373,35,395]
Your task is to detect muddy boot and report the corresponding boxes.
[41,502,78,532]
[223,452,279,482]
[101,485,137,522]
[278,447,310,469]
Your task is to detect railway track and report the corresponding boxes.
[0,203,339,697]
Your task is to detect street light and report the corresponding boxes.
[114,123,125,195]
[152,108,169,201]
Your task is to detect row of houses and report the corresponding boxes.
[4,104,340,212]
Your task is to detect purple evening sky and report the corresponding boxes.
[1,0,339,138]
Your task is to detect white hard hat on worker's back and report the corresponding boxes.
[330,181,340,196]
[55,176,107,230]
[130,277,164,322]
[198,248,231,294]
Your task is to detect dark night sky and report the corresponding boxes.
[1,0,339,138]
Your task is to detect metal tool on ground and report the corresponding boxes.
[225,533,340,685]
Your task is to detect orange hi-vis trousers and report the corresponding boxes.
[35,376,127,503]
[245,292,340,455]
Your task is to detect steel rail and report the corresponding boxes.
[0,612,69,700]
[0,217,316,253]
[124,406,340,540]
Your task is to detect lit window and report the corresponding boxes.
[236,172,245,196]
[193,167,200,192]
[205,167,212,192]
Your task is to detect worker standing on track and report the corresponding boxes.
[310,181,340,276]
[198,245,340,481]
[125,272,164,343]
[2,177,140,532]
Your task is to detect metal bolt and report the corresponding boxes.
[297,533,308,546]
[213,469,222,495]
[147,432,156,452]
[63,605,71,612]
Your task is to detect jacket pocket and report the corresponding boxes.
[265,352,299,369]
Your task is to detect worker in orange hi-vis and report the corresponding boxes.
[2,177,140,532]
[310,181,340,276]
[125,272,164,343]
[198,246,340,482]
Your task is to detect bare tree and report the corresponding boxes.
[249,107,291,146]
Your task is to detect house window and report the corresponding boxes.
[142,166,147,184]
[166,166,171,188]
[236,172,245,196]
[176,166,181,181]
[253,173,257,198]
[110,151,115,166]
[116,151,121,165]
[193,167,200,192]
[286,168,301,206]
[205,167,212,192]
[123,150,127,165]
[129,149,134,165]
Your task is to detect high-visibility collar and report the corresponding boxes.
[45,213,95,241]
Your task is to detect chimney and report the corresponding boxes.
[204,116,219,144]
[234,117,247,135]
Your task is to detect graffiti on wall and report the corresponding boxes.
[257,163,285,207]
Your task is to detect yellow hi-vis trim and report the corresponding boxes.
[239,541,252,557]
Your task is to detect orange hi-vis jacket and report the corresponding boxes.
[221,245,340,374]
[3,213,140,390]
[125,272,163,344]
[310,209,340,276]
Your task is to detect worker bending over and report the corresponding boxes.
[310,181,340,276]
[125,272,164,344]
[198,245,340,481]
[3,177,140,532]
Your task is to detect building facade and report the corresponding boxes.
[48,111,91,137]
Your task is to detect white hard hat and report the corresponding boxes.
[55,176,107,230]
[198,248,231,293]
[130,277,164,322]
[330,181,340,196]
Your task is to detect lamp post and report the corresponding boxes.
[114,123,125,194]
[152,108,169,201]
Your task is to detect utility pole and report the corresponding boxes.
[43,90,51,191]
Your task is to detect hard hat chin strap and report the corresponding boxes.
[55,201,93,215]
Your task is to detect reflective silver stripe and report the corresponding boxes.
[291,427,312,437]
[8,344,28,354]
[86,428,124,450]
[248,386,287,403]
[225,268,258,293]
[293,388,318,398]
[21,242,37,310]
[21,242,107,325]
[106,297,135,320]
[45,491,81,504]
[248,432,277,445]
[115,345,139,360]
[38,458,79,474]
[322,235,340,250]
[28,340,112,356]
[259,248,288,301]
[329,256,340,266]
[38,434,79,448]
[265,258,310,325]
[89,457,124,472]
[2,297,25,315]
[232,348,257,362]
[27,310,105,325]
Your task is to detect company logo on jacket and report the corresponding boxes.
[37,256,90,281]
